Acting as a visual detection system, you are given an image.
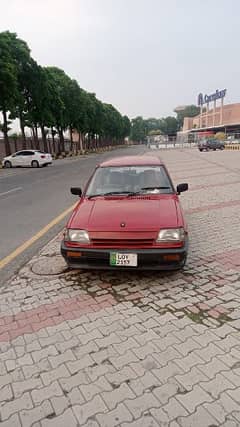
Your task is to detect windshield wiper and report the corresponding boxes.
[87,188,171,200]
[103,191,135,196]
[87,194,105,199]
[87,191,135,199]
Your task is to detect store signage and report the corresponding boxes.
[197,89,227,106]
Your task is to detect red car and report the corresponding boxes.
[61,156,188,270]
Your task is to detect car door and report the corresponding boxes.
[21,151,35,166]
[11,151,25,166]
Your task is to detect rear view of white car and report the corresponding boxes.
[2,150,53,168]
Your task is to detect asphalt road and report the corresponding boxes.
[0,145,146,285]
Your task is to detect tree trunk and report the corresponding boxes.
[40,125,48,152]
[34,125,40,149]
[57,128,64,153]
[51,127,56,154]
[14,137,18,153]
[78,132,83,153]
[69,126,73,152]
[19,112,26,149]
[32,126,39,149]
[2,109,11,156]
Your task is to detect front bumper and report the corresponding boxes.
[61,240,188,271]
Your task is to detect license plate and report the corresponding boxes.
[110,253,138,267]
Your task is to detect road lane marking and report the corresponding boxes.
[0,187,22,197]
[0,202,77,270]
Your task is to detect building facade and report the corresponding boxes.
[177,89,240,142]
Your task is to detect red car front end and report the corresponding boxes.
[61,156,188,271]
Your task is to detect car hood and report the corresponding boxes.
[68,196,181,231]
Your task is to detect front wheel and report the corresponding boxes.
[4,161,12,168]
[31,160,39,168]
[199,149,203,152]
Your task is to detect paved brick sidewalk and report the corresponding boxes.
[1,148,240,426]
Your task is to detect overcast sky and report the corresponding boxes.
[2,0,240,118]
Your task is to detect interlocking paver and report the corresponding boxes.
[153,382,179,405]
[128,371,160,396]
[96,402,132,427]
[59,371,89,392]
[201,373,236,399]
[175,366,209,391]
[19,400,54,427]
[50,395,69,416]
[40,363,70,386]
[0,391,33,421]
[102,382,135,410]
[12,377,42,398]
[178,405,219,427]
[121,416,160,427]
[80,375,112,401]
[41,408,78,427]
[72,395,107,425]
[0,414,22,427]
[125,392,161,418]
[31,381,63,405]
[153,361,183,384]
[0,384,13,404]
[162,397,188,420]
[176,384,213,414]
[198,357,228,379]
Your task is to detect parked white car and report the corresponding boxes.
[2,150,53,168]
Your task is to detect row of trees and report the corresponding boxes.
[130,106,200,142]
[0,31,131,156]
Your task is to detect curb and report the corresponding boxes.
[225,145,240,150]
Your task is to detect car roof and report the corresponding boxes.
[15,149,37,152]
[99,156,164,167]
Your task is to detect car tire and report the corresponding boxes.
[199,149,203,152]
[31,160,39,168]
[4,161,12,168]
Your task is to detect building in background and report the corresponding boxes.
[177,89,240,143]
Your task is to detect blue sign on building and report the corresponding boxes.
[197,89,227,106]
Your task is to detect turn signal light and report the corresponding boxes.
[163,254,180,261]
[67,251,82,258]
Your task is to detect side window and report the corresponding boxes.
[22,151,34,156]
[15,151,24,156]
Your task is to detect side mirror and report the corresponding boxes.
[177,183,188,194]
[70,187,82,197]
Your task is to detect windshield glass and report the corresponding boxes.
[86,165,174,196]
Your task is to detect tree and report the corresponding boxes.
[0,30,131,156]
[3,31,35,148]
[161,116,178,135]
[174,105,200,129]
[0,32,19,155]
[130,116,148,142]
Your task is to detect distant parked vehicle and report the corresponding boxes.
[2,150,52,168]
[198,139,225,152]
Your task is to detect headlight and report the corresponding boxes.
[66,229,90,243]
[156,228,185,242]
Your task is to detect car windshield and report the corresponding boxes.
[85,165,173,197]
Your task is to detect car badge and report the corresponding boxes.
[120,222,126,228]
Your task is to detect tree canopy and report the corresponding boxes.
[174,105,200,129]
[130,116,179,142]
[0,31,131,155]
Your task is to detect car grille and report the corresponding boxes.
[91,238,154,248]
